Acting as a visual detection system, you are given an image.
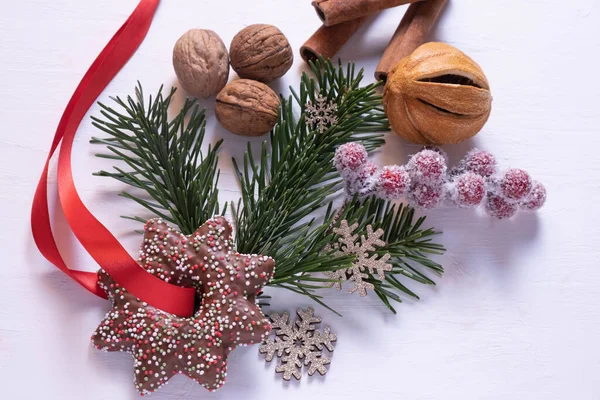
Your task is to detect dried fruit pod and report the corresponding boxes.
[173,29,229,98]
[230,24,294,83]
[383,42,492,145]
[215,79,280,136]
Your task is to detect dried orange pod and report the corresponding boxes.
[383,42,492,145]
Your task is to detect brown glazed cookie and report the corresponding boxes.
[92,217,275,395]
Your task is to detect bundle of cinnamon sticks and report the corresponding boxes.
[301,0,448,81]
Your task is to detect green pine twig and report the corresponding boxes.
[90,83,224,235]
[232,59,389,308]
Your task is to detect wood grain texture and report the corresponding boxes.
[1,0,600,399]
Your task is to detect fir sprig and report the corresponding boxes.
[90,84,223,235]
[232,59,389,306]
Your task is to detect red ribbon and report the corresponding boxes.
[31,0,195,317]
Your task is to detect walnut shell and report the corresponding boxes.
[230,24,293,83]
[215,79,280,136]
[173,29,229,98]
[383,42,492,145]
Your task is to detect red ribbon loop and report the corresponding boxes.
[31,0,195,317]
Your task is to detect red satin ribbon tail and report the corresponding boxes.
[31,0,195,317]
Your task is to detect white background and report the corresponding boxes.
[1,0,599,399]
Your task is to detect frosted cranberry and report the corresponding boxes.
[376,165,410,200]
[424,146,449,164]
[500,168,532,201]
[362,160,379,176]
[485,193,518,219]
[407,149,447,184]
[409,182,443,209]
[454,173,485,207]
[519,181,547,211]
[347,161,379,196]
[334,143,368,175]
[462,148,498,177]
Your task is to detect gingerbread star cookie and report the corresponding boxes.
[91,217,275,394]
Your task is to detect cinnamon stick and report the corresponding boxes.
[313,0,423,27]
[375,0,448,81]
[300,17,369,63]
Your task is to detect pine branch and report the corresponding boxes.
[90,83,223,235]
[234,58,445,311]
[233,59,389,305]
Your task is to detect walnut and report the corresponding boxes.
[230,24,294,83]
[383,42,492,145]
[172,29,229,98]
[215,79,280,136]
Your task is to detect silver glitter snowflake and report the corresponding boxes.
[305,94,338,133]
[259,307,337,381]
[324,220,392,296]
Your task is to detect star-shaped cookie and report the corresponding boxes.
[92,217,275,394]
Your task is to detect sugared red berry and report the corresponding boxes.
[461,148,498,177]
[485,193,518,219]
[375,165,410,200]
[407,149,447,184]
[500,168,532,201]
[424,146,449,164]
[519,181,547,211]
[357,161,379,183]
[453,172,486,207]
[408,182,443,209]
[347,161,379,196]
[334,143,368,175]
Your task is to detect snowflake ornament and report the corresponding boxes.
[324,220,392,297]
[259,307,337,380]
[305,94,338,133]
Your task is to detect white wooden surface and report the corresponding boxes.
[1,0,599,398]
